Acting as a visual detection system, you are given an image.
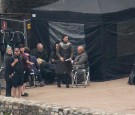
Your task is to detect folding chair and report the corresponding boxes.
[71,65,90,88]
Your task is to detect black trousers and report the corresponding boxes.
[6,80,12,97]
[57,74,70,86]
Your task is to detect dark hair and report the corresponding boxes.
[18,44,24,48]
[52,41,60,51]
[24,47,31,54]
[14,48,20,52]
[61,35,68,42]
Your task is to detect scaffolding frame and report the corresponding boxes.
[0,17,31,66]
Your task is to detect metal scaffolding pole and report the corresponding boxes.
[23,19,28,46]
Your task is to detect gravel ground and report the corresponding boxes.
[1,77,135,114]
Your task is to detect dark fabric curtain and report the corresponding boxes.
[84,23,104,81]
[102,23,118,80]
[48,21,85,57]
[31,19,51,54]
[84,22,135,81]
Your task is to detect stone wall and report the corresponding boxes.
[0,96,124,115]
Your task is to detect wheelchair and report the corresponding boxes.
[71,64,90,88]
[28,69,39,87]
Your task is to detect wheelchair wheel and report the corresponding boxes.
[29,74,35,87]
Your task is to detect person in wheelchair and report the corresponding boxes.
[24,47,44,87]
[73,45,88,68]
[72,45,89,86]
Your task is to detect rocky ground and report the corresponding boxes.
[1,77,135,115]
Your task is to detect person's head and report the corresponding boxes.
[24,47,31,54]
[14,48,20,56]
[37,43,43,52]
[53,41,60,51]
[18,44,25,53]
[77,46,85,54]
[6,46,12,55]
[62,35,69,43]
[24,47,31,56]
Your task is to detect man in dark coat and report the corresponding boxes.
[56,35,73,88]
[10,48,25,98]
[31,43,48,62]
[31,43,49,83]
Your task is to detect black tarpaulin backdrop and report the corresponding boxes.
[31,0,135,81]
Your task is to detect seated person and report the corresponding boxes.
[24,48,45,86]
[49,41,59,64]
[73,46,89,83]
[73,45,88,69]
[37,58,56,84]
[31,43,49,62]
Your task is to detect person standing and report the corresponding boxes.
[10,48,24,98]
[19,44,33,96]
[56,35,73,88]
[4,46,13,97]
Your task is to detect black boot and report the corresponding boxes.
[57,84,61,88]
[57,74,61,88]
[66,84,69,88]
[65,74,70,88]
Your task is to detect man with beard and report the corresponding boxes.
[56,35,73,88]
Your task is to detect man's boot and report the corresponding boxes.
[57,75,61,88]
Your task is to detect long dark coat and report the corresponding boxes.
[56,41,73,74]
[4,54,13,81]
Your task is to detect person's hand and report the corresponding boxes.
[14,59,18,63]
[71,60,74,64]
[51,59,55,62]
[69,58,72,61]
[30,62,34,65]
[60,57,64,62]
[25,53,29,56]
[9,73,14,78]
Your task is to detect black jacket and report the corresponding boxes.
[31,49,49,62]
[5,54,13,81]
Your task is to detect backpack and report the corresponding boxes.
[128,69,135,85]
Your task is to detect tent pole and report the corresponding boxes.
[23,19,28,47]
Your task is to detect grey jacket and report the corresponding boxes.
[74,52,88,66]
